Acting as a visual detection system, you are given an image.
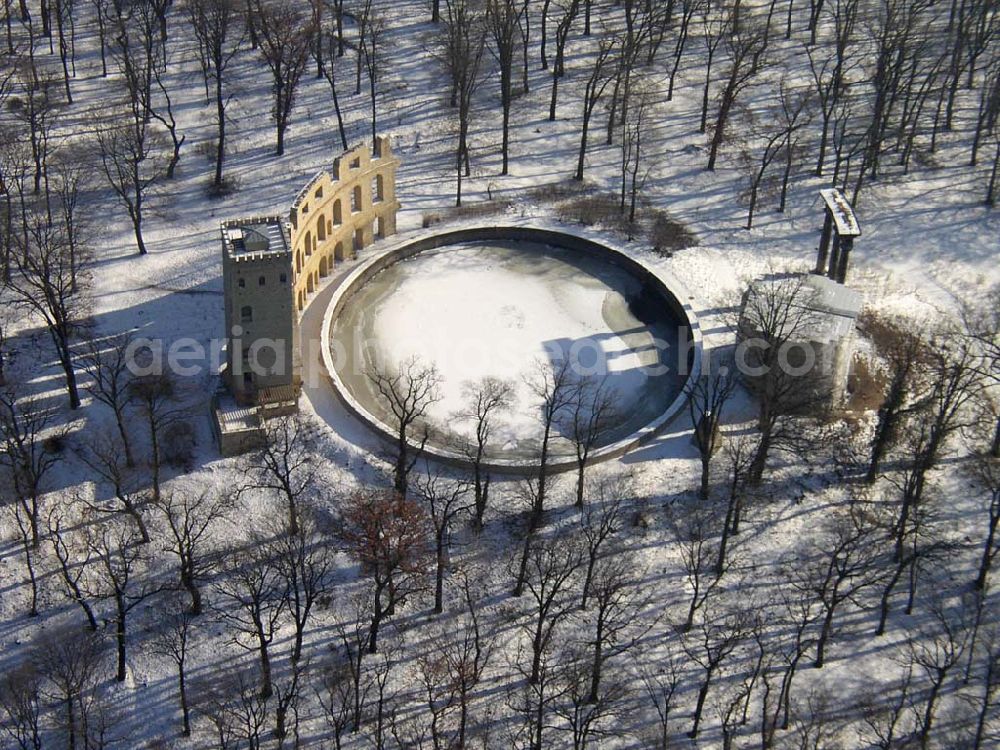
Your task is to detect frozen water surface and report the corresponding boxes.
[329,240,686,459]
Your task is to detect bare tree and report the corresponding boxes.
[707,16,769,171]
[338,488,431,653]
[520,535,583,684]
[79,430,151,543]
[2,489,41,617]
[0,662,43,750]
[742,81,812,229]
[566,377,616,507]
[94,110,161,256]
[578,472,626,609]
[574,32,617,181]
[526,358,576,520]
[83,519,162,682]
[737,274,826,485]
[81,332,137,466]
[0,390,59,548]
[366,356,442,497]
[128,371,185,504]
[31,626,105,750]
[581,550,648,703]
[698,0,733,135]
[970,618,1000,750]
[46,500,99,630]
[315,653,354,749]
[684,606,747,738]
[808,0,860,176]
[7,215,88,408]
[546,0,580,121]
[486,0,526,175]
[272,656,308,744]
[414,470,472,614]
[156,489,232,614]
[321,26,349,152]
[793,505,884,668]
[151,606,196,736]
[670,500,732,632]
[458,376,512,530]
[639,656,683,750]
[971,452,1000,591]
[910,599,971,749]
[686,354,736,501]
[890,335,982,563]
[356,0,385,143]
[269,511,334,663]
[252,0,316,155]
[553,653,628,750]
[186,0,244,188]
[440,0,487,206]
[242,414,316,535]
[215,543,287,698]
[667,0,702,101]
[444,575,494,747]
[49,148,94,293]
[332,591,375,732]
[862,314,928,483]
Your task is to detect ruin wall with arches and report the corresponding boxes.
[287,135,401,312]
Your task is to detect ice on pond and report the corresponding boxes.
[329,240,686,460]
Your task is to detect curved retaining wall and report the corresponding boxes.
[319,224,702,475]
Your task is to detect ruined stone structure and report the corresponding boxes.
[288,136,400,312]
[815,188,861,283]
[214,139,400,454]
[739,273,862,409]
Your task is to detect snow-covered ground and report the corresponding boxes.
[0,1,998,748]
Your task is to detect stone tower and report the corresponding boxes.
[221,217,300,404]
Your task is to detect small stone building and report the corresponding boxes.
[738,273,862,408]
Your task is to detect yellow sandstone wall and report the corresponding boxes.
[287,136,401,312]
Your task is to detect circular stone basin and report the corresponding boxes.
[323,228,697,470]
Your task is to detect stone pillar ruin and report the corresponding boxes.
[815,188,861,285]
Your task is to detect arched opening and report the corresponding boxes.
[374,174,385,203]
[353,228,364,253]
[334,242,344,261]
[317,217,326,242]
[304,231,313,256]
[376,216,386,239]
[240,305,253,323]
[307,273,315,293]
[333,200,343,225]
[319,255,329,277]
[296,251,303,273]
[352,184,362,213]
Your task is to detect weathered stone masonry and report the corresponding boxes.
[288,136,400,313]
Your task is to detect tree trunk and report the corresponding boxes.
[116,605,128,681]
[688,675,711,738]
[53,330,81,409]
[214,72,226,187]
[178,663,191,736]
[813,606,835,668]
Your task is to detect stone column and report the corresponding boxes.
[836,237,853,283]
[815,210,833,275]
[827,233,841,280]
